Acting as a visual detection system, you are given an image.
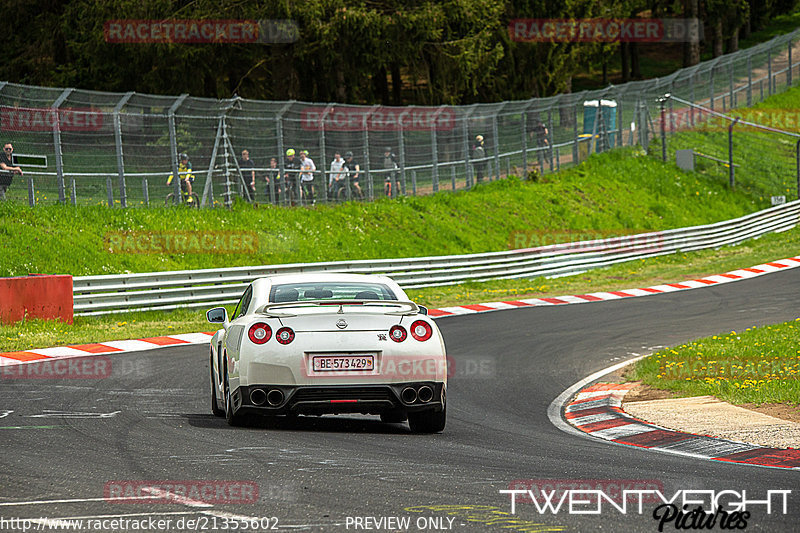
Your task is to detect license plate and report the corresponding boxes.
[312,355,375,372]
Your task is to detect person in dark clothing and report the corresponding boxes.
[382,146,398,197]
[265,157,280,202]
[343,151,364,200]
[0,142,23,200]
[239,149,257,199]
[283,148,301,204]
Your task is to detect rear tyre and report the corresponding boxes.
[210,359,224,417]
[380,410,407,424]
[224,373,248,427]
[407,405,446,434]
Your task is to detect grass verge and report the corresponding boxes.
[2,224,798,352]
[629,319,800,405]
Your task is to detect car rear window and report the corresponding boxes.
[270,282,398,303]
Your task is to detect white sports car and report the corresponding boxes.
[206,273,447,433]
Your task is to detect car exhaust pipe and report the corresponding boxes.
[417,385,434,403]
[267,389,285,407]
[401,387,417,404]
[250,388,267,406]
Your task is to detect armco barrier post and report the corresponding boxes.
[0,275,73,324]
[729,117,739,189]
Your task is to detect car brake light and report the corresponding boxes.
[410,320,432,341]
[276,327,295,345]
[389,325,407,342]
[248,322,272,344]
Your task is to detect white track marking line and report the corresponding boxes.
[547,356,646,441]
[0,496,166,506]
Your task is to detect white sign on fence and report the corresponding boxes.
[772,195,787,205]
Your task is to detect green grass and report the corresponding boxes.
[630,319,800,405]
[0,147,768,278]
[2,224,798,352]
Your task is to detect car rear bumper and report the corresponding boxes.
[231,382,445,416]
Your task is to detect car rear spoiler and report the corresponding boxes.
[255,299,420,318]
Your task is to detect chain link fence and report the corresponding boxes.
[1,29,799,208]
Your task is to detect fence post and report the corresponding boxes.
[143,178,149,206]
[728,62,734,109]
[789,41,793,87]
[451,165,457,190]
[768,46,773,96]
[547,106,555,171]
[202,117,225,207]
[275,101,292,206]
[106,175,114,206]
[796,139,800,200]
[522,102,533,179]
[27,176,35,206]
[113,92,133,208]
[319,104,333,203]
[51,88,73,204]
[430,106,446,192]
[70,177,77,205]
[747,56,752,106]
[168,94,188,205]
[659,96,667,162]
[728,117,739,189]
[398,110,409,195]
[572,96,580,163]
[492,104,504,180]
[689,72,695,126]
[362,106,377,200]
[411,170,417,196]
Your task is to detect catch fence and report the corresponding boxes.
[1,29,800,207]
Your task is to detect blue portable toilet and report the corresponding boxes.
[583,99,617,150]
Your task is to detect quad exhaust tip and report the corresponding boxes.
[417,385,434,403]
[250,388,267,406]
[401,387,417,404]
[267,389,285,406]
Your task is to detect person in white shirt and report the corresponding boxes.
[299,150,316,205]
[329,150,346,201]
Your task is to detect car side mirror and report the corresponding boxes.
[417,305,428,316]
[206,307,229,328]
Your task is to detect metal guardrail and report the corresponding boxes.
[72,200,800,316]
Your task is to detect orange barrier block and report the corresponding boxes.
[0,275,73,324]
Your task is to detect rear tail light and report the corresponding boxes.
[276,327,295,345]
[410,320,432,341]
[389,325,407,342]
[248,323,272,344]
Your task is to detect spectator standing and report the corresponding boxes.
[329,151,346,200]
[530,118,550,169]
[284,148,301,205]
[239,149,256,198]
[472,135,487,183]
[382,146,398,197]
[299,150,316,205]
[343,151,363,200]
[265,157,280,202]
[0,142,23,200]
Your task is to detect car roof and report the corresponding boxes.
[256,273,394,285]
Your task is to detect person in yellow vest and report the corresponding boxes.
[166,153,195,202]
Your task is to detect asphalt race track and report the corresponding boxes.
[1,268,799,532]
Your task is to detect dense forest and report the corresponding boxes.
[3,0,798,104]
